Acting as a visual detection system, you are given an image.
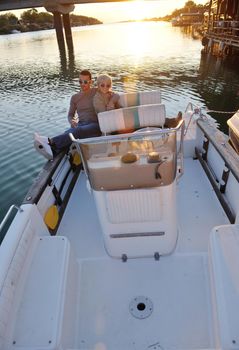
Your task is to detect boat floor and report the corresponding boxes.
[58,157,229,349]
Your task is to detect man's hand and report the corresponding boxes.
[106,103,115,110]
[70,120,78,128]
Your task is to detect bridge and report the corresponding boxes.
[0,0,128,11]
[0,0,129,59]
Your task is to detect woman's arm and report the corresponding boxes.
[107,92,121,110]
[93,93,108,113]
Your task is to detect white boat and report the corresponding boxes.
[10,30,21,34]
[0,91,239,350]
[227,111,239,154]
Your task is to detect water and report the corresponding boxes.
[0,21,239,237]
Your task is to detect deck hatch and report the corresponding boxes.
[129,296,153,319]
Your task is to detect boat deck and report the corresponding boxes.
[59,157,228,258]
[56,157,229,349]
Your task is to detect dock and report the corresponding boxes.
[203,0,239,57]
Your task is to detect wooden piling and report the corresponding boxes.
[62,13,74,53]
[53,11,66,56]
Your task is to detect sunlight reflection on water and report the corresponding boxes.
[0,21,239,232]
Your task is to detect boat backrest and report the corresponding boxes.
[119,90,161,108]
[98,103,166,134]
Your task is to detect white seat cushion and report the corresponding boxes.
[98,103,166,134]
[119,90,161,108]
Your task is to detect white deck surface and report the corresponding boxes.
[58,157,229,349]
[59,157,229,259]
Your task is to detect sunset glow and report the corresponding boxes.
[9,0,208,23]
[123,1,156,21]
[74,0,208,23]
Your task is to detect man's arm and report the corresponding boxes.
[67,95,78,127]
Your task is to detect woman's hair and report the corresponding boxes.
[97,74,112,86]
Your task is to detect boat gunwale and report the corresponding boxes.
[22,151,67,205]
[21,150,82,234]
[197,118,239,183]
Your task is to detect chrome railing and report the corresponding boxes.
[0,205,23,234]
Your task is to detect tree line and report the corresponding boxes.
[147,1,209,22]
[0,1,209,34]
[0,8,102,34]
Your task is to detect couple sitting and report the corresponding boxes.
[34,69,182,160]
[34,69,121,160]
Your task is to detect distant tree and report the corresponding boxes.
[185,1,198,13]
[36,12,53,25]
[0,13,19,34]
[0,7,102,35]
[185,1,197,7]
[166,1,208,20]
[0,13,18,26]
[70,14,102,26]
[20,8,39,24]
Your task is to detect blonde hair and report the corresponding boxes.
[97,74,112,86]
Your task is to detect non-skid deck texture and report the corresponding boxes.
[59,158,229,259]
[176,158,229,253]
[76,255,212,350]
[58,157,230,349]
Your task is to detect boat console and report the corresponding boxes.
[74,104,184,259]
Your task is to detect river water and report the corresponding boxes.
[0,21,239,236]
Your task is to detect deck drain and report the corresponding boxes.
[129,296,153,319]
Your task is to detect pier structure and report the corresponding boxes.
[202,0,239,57]
[44,0,74,55]
[0,0,128,56]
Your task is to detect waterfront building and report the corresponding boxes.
[203,0,239,56]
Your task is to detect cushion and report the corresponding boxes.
[98,103,166,134]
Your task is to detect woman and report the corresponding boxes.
[93,74,121,114]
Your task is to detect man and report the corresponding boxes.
[34,69,101,160]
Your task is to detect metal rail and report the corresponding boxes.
[0,205,23,234]
[195,147,235,223]
[197,118,239,183]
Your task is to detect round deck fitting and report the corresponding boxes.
[129,296,153,319]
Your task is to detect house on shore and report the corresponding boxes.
[202,0,239,57]
[172,12,203,26]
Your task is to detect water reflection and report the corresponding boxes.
[198,52,239,132]
[59,45,76,79]
[0,21,239,234]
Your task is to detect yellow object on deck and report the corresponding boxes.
[44,205,59,230]
[72,152,81,166]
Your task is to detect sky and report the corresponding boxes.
[8,0,208,24]
[74,0,208,23]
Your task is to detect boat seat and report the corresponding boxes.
[78,105,179,258]
[119,90,161,108]
[209,224,239,348]
[0,205,45,349]
[0,204,77,350]
[11,236,76,350]
[98,103,166,134]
